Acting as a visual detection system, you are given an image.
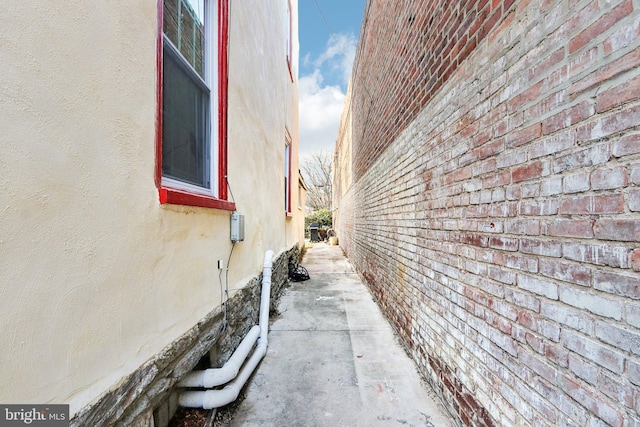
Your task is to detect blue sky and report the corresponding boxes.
[297,0,366,159]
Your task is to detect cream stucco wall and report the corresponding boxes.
[226,0,303,284]
[0,0,300,416]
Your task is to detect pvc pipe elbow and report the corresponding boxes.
[179,250,273,409]
[179,342,268,409]
[178,325,261,388]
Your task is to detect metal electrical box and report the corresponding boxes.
[230,212,245,242]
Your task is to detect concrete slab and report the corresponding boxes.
[230,243,454,427]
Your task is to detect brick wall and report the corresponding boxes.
[351,0,516,181]
[335,0,640,426]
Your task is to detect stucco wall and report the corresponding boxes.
[0,0,300,417]
[335,0,640,425]
[226,0,302,293]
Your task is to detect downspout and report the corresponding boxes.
[179,250,274,409]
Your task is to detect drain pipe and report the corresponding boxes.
[179,250,274,409]
[178,325,260,388]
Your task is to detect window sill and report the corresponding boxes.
[285,212,293,218]
[159,187,236,211]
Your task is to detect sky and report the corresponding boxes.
[297,0,366,161]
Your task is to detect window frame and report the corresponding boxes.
[284,129,292,216]
[285,0,293,81]
[156,0,235,211]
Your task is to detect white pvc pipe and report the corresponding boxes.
[177,325,260,388]
[259,249,274,345]
[179,250,275,409]
[179,341,267,409]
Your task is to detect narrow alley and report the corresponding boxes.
[3,1,640,426]
[228,243,453,427]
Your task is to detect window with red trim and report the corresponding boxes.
[284,130,292,215]
[157,0,233,210]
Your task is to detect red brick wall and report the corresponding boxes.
[336,0,640,425]
[352,0,516,181]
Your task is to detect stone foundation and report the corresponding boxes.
[70,246,298,427]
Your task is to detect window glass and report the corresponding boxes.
[162,46,209,187]
[162,0,212,190]
[164,0,206,77]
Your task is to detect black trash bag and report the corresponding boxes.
[288,259,310,282]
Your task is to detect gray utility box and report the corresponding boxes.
[231,212,245,242]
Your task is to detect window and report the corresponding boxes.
[284,130,292,215]
[157,0,234,210]
[285,0,293,80]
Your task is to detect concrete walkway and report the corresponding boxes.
[230,243,454,427]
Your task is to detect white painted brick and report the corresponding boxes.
[591,167,628,190]
[563,243,630,268]
[540,301,594,334]
[520,238,562,257]
[631,163,640,184]
[505,288,541,312]
[488,265,516,284]
[506,254,539,272]
[539,319,561,341]
[541,175,563,196]
[595,321,640,356]
[518,273,559,300]
[561,330,625,373]
[594,270,640,299]
[480,189,493,204]
[629,359,640,386]
[521,182,540,198]
[628,416,640,427]
[627,304,640,329]
[519,199,560,216]
[590,417,610,427]
[555,394,589,426]
[559,286,623,320]
[568,353,598,385]
[506,184,521,200]
[563,172,591,193]
[492,187,506,202]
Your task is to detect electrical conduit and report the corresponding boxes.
[179,250,274,409]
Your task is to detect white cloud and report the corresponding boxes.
[314,33,357,86]
[298,33,357,160]
[298,70,345,160]
[302,52,312,68]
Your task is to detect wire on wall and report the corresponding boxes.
[218,241,236,331]
[218,177,238,331]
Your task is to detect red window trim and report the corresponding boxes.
[285,130,292,216]
[159,188,235,210]
[286,0,294,82]
[155,0,234,211]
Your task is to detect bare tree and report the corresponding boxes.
[301,150,332,211]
